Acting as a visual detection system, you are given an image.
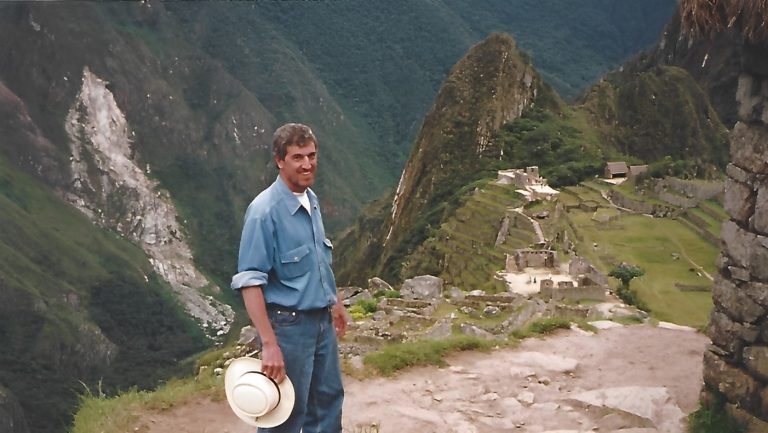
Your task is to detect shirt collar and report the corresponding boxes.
[275,175,317,215]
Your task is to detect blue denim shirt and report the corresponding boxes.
[231,176,338,310]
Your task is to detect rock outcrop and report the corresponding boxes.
[64,67,234,335]
[383,33,537,247]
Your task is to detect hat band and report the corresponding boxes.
[247,370,282,419]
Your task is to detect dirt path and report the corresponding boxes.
[131,324,708,433]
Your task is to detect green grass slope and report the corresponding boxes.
[556,181,721,328]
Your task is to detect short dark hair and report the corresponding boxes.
[272,123,317,160]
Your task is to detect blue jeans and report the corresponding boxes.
[259,306,344,433]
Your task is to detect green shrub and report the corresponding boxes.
[357,299,379,314]
[363,336,495,376]
[348,305,369,321]
[512,317,572,339]
[374,290,401,299]
[688,390,746,433]
[616,286,651,312]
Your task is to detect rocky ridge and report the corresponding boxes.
[64,67,233,335]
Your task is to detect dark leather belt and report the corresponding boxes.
[266,303,332,316]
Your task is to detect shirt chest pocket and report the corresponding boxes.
[323,238,333,265]
[279,244,312,278]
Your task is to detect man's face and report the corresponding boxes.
[276,142,317,193]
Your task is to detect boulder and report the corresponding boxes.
[368,277,394,292]
[401,275,443,300]
[347,290,374,306]
[338,286,363,304]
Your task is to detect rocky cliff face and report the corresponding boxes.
[64,67,233,333]
[704,42,768,430]
[386,33,537,244]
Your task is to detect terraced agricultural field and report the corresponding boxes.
[564,205,716,328]
[403,181,532,291]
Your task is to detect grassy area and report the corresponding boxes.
[687,207,723,237]
[363,316,590,377]
[363,336,498,376]
[71,375,222,433]
[700,199,729,221]
[581,179,613,191]
[615,182,669,206]
[688,390,746,433]
[511,317,573,339]
[567,210,715,327]
[592,207,621,221]
[72,315,587,431]
[403,181,528,291]
[557,190,582,206]
[564,185,606,204]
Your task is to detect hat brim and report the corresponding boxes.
[224,357,296,428]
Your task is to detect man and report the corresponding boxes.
[232,123,347,433]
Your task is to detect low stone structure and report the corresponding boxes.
[604,161,629,178]
[568,256,609,287]
[628,164,649,178]
[539,278,606,302]
[506,249,558,272]
[400,275,444,300]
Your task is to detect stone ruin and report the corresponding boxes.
[538,277,606,303]
[216,267,645,382]
[701,43,768,430]
[506,249,558,272]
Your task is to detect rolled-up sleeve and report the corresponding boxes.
[231,211,273,290]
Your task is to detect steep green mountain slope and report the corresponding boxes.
[578,65,729,173]
[0,1,678,286]
[0,152,206,433]
[165,0,677,173]
[336,33,540,284]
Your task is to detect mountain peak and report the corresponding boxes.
[338,32,540,284]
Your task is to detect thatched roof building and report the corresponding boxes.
[681,0,768,42]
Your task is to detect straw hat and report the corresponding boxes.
[224,357,295,427]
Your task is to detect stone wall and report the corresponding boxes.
[652,178,724,203]
[539,282,606,303]
[505,249,557,272]
[703,44,768,431]
[606,189,680,217]
[568,256,609,287]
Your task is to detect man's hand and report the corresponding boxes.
[331,302,349,338]
[240,286,286,383]
[260,340,287,383]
